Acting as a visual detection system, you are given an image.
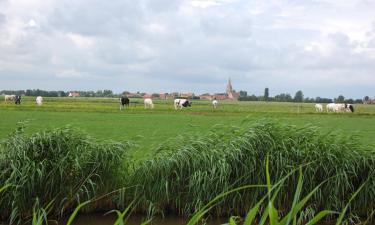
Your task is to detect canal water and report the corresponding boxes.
[57,214,375,225]
[57,214,228,225]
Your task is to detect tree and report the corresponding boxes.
[294,90,304,102]
[264,88,269,101]
[364,96,370,104]
[274,93,292,102]
[335,95,345,103]
[239,90,247,97]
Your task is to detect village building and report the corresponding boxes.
[68,92,80,97]
[199,78,240,100]
[199,93,213,100]
[212,93,227,100]
[226,78,240,100]
[159,93,168,100]
[179,92,195,98]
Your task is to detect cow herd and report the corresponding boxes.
[4,95,22,105]
[315,103,354,113]
[3,94,356,113]
[4,95,43,105]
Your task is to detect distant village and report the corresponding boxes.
[69,78,240,100]
[125,78,239,101]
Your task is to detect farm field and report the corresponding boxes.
[1,96,375,224]
[0,96,374,160]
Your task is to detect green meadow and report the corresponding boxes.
[1,96,374,160]
[1,96,375,224]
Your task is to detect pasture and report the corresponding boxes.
[1,96,375,160]
[1,96,375,223]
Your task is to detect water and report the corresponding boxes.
[57,214,375,225]
[57,214,228,225]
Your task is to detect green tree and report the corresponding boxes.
[264,88,269,101]
[239,90,247,97]
[335,95,345,103]
[294,90,304,102]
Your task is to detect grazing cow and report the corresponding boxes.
[120,96,129,110]
[4,95,16,103]
[345,104,354,113]
[144,98,154,109]
[314,104,323,112]
[36,96,43,106]
[174,99,192,110]
[14,95,21,105]
[212,100,218,109]
[326,103,354,113]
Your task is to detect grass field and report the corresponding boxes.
[1,96,375,223]
[1,97,374,160]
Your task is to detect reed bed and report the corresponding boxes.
[1,121,374,224]
[131,121,375,218]
[0,124,129,224]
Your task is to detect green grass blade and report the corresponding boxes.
[335,178,369,225]
[284,167,303,225]
[229,216,237,225]
[305,210,336,225]
[65,200,90,225]
[243,200,263,225]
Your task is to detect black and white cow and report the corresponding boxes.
[15,96,21,105]
[174,99,192,110]
[120,96,130,110]
[345,103,354,113]
[326,103,354,113]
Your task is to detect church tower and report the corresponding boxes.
[226,78,234,99]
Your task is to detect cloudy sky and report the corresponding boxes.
[0,0,374,98]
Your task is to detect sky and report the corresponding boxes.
[0,0,374,99]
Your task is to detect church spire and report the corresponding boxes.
[226,78,234,99]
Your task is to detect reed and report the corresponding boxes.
[131,121,375,218]
[0,123,130,224]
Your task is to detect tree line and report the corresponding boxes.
[238,88,363,104]
[0,89,119,98]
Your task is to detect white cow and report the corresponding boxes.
[314,104,323,112]
[144,98,154,109]
[326,103,354,113]
[174,99,192,110]
[212,100,218,109]
[36,96,43,106]
[4,95,16,103]
[326,103,342,112]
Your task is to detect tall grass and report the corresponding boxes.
[131,121,375,218]
[0,123,130,224]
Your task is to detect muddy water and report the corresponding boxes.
[57,214,228,225]
[57,214,375,225]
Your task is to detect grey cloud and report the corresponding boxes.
[144,0,183,13]
[0,13,5,27]
[49,1,145,37]
[0,0,374,98]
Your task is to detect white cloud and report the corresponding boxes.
[66,33,95,49]
[27,19,37,28]
[0,0,374,98]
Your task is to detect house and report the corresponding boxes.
[68,92,80,97]
[199,94,213,100]
[179,92,195,98]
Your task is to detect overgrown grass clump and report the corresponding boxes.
[131,121,375,218]
[0,124,129,223]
